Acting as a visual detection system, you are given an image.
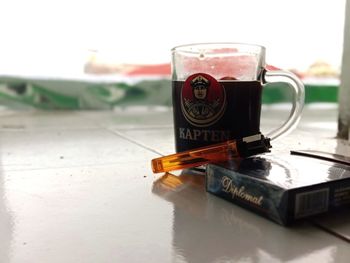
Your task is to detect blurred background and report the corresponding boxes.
[0,0,347,109]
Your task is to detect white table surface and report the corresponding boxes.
[0,105,349,263]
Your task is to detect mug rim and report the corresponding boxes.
[171,42,266,53]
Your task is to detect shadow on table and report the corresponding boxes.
[308,138,350,243]
[152,171,347,263]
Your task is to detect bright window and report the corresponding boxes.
[0,0,346,77]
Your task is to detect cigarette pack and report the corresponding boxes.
[206,152,350,225]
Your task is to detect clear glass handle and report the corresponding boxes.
[263,70,305,140]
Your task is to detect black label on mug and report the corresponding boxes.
[173,75,263,152]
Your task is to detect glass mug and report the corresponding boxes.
[171,43,304,152]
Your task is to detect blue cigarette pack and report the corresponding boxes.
[206,152,350,225]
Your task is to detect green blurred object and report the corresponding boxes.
[0,76,172,109]
[0,76,339,109]
[262,82,338,104]
[304,84,338,103]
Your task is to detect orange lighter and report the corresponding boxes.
[151,133,271,173]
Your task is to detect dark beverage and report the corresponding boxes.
[172,80,263,152]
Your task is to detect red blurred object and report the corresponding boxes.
[265,64,281,71]
[85,59,290,78]
[126,63,171,76]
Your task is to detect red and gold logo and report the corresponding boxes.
[181,73,226,127]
